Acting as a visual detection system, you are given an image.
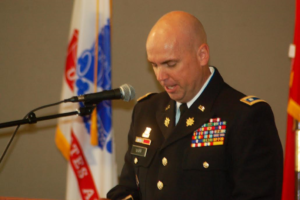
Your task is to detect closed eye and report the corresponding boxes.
[166,61,177,67]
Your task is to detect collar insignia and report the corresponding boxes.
[198,105,205,112]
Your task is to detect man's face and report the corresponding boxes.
[147,36,204,103]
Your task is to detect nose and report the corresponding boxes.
[155,67,168,82]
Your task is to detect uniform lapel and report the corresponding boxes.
[159,68,226,151]
[156,99,176,139]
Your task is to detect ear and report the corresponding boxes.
[197,43,209,66]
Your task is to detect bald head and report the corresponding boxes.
[146,11,211,103]
[146,11,207,54]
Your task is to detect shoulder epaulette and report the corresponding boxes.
[137,92,156,102]
[240,95,266,106]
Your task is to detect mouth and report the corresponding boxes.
[164,85,177,93]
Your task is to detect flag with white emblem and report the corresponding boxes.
[55,0,117,199]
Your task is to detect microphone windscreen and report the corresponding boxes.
[120,84,135,102]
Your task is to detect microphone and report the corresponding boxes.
[64,84,135,104]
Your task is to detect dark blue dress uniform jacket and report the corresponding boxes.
[107,68,283,200]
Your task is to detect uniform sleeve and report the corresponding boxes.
[107,106,140,200]
[228,102,283,200]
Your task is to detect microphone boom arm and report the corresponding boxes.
[0,105,96,129]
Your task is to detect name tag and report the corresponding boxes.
[131,145,147,157]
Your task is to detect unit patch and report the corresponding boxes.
[240,95,266,106]
[191,118,226,147]
[142,127,151,138]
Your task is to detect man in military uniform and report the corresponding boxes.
[107,11,283,200]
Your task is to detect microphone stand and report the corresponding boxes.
[0,105,96,129]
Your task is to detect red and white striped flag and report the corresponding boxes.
[55,0,117,199]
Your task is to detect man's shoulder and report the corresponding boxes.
[133,92,170,114]
[220,83,271,110]
[135,91,169,107]
[137,92,158,102]
[210,67,268,109]
[214,84,275,126]
[137,91,168,102]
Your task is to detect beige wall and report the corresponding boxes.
[0,0,294,199]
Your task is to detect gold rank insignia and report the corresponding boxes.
[164,117,170,127]
[142,127,151,138]
[186,117,194,126]
[240,95,266,106]
[198,105,205,112]
[165,104,170,111]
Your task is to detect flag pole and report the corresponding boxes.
[90,0,100,146]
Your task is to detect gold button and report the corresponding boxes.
[134,157,138,164]
[157,181,164,190]
[162,157,168,166]
[203,161,209,168]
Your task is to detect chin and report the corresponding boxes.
[167,93,183,102]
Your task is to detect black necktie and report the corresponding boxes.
[179,103,188,121]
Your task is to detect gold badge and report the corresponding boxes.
[165,105,170,111]
[186,117,194,126]
[198,105,205,112]
[164,117,170,127]
[142,127,151,138]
